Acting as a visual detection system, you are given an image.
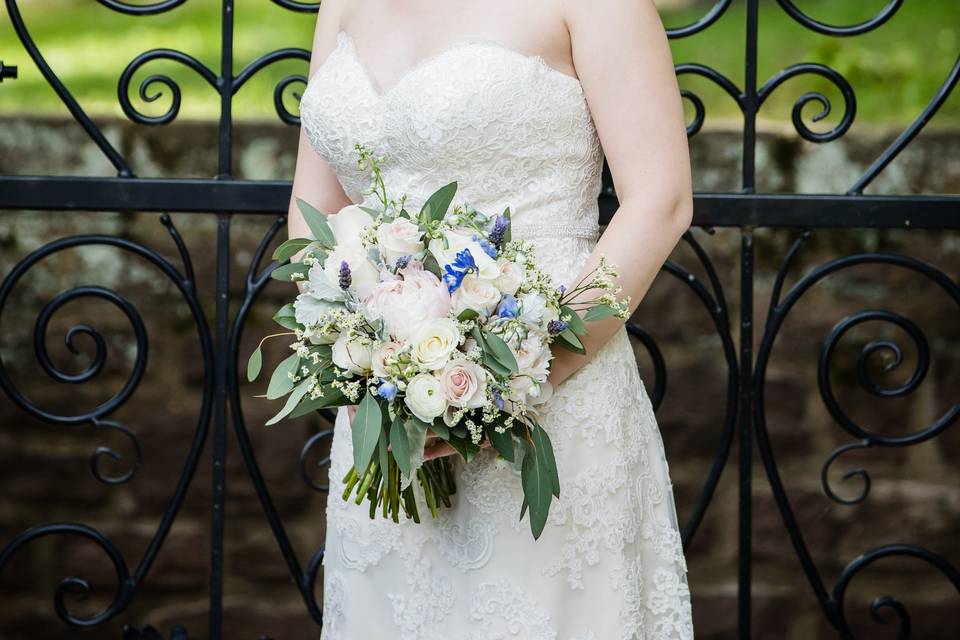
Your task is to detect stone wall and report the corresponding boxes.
[0,116,958,639]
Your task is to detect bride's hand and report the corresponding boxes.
[345,405,491,460]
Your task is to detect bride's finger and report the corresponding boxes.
[423,440,457,461]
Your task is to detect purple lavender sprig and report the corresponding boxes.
[338,260,352,290]
[547,320,568,335]
[489,214,509,248]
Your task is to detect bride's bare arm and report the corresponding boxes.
[548,0,693,388]
[288,0,354,278]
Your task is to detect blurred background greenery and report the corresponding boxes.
[0,0,957,126]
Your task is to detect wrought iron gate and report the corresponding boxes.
[1,1,958,638]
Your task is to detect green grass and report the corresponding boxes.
[0,0,958,126]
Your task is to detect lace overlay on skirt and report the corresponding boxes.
[300,29,693,639]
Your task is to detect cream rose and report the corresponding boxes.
[326,204,374,248]
[376,218,424,263]
[331,334,372,376]
[493,259,525,295]
[362,264,451,342]
[371,341,402,378]
[404,373,447,422]
[323,245,380,299]
[410,318,461,370]
[440,359,487,409]
[451,274,502,317]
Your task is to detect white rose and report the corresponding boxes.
[375,218,424,263]
[323,245,380,299]
[518,293,559,326]
[404,373,447,422]
[511,329,552,383]
[493,259,525,295]
[439,359,487,409]
[326,204,374,248]
[371,341,402,378]
[451,274,501,317]
[410,318,461,370]
[331,334,372,376]
[428,228,500,280]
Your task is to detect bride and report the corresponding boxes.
[288,0,695,637]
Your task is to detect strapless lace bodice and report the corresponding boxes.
[300,30,605,285]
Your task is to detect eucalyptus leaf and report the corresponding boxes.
[420,181,458,223]
[488,425,515,462]
[352,391,383,475]
[560,304,588,336]
[358,205,382,218]
[521,437,552,539]
[556,328,585,355]
[247,345,263,382]
[378,425,390,481]
[296,197,336,247]
[501,206,512,243]
[456,308,479,322]
[401,417,429,490]
[584,304,618,323]
[390,414,411,480]
[272,237,312,262]
[265,377,312,426]
[270,262,309,283]
[483,331,519,374]
[266,353,300,399]
[288,385,347,417]
[447,435,481,463]
[530,421,560,498]
[425,417,449,441]
[272,303,299,330]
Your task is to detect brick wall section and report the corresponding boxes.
[0,117,958,638]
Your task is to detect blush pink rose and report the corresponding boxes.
[363,262,451,342]
[439,359,487,409]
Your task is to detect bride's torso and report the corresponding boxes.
[298,29,606,285]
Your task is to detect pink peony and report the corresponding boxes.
[363,262,451,342]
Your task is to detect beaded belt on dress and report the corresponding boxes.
[510,218,601,241]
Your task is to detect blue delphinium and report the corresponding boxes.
[377,381,398,401]
[442,248,478,293]
[471,234,498,259]
[394,254,411,270]
[491,387,505,410]
[497,293,518,318]
[338,260,352,290]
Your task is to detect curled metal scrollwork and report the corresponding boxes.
[665,0,734,39]
[234,49,312,124]
[675,64,743,137]
[118,51,217,125]
[758,63,856,142]
[831,544,960,638]
[0,219,215,626]
[775,0,904,37]
[755,231,960,635]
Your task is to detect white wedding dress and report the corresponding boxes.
[299,30,693,640]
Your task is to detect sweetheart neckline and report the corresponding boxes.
[322,29,585,101]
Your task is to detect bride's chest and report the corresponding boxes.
[298,32,592,166]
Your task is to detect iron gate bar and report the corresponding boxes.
[0,179,958,229]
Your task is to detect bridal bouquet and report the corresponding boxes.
[248,143,629,538]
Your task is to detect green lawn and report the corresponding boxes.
[0,0,957,126]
